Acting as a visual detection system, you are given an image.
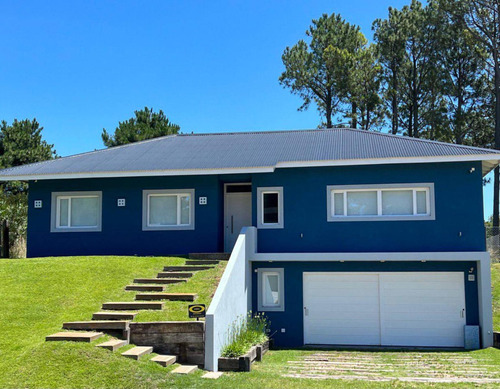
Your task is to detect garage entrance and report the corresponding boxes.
[303,272,466,348]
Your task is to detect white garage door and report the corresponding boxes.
[303,272,466,348]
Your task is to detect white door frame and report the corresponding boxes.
[303,271,467,347]
[224,183,252,252]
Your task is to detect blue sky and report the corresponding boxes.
[0,0,494,219]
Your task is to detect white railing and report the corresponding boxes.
[204,226,257,371]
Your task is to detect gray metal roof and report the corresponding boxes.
[0,128,499,180]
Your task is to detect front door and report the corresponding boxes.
[224,184,252,252]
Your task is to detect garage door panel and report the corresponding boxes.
[381,310,462,321]
[384,334,464,347]
[304,273,380,346]
[380,272,465,347]
[306,334,380,345]
[304,272,466,348]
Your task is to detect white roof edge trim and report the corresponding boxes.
[0,154,498,181]
[275,154,500,168]
[0,167,276,181]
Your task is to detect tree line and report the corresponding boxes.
[279,0,500,227]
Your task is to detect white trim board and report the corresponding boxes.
[0,155,498,181]
[250,251,490,262]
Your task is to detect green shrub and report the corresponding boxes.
[221,312,270,358]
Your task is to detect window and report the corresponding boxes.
[257,187,284,229]
[142,189,195,230]
[51,192,102,232]
[327,183,435,221]
[257,268,284,311]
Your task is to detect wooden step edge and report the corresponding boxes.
[62,320,130,330]
[151,354,177,367]
[135,293,198,301]
[121,346,153,360]
[46,331,103,342]
[133,278,188,284]
[96,339,128,351]
[92,312,138,320]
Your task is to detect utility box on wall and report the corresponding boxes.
[464,325,480,350]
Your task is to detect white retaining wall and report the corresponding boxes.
[204,226,256,371]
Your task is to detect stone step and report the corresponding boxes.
[125,285,165,292]
[96,339,127,351]
[163,265,213,272]
[63,321,130,331]
[157,272,193,278]
[102,302,164,310]
[46,331,103,342]
[92,312,137,320]
[134,278,188,284]
[185,260,219,266]
[121,346,153,360]
[172,365,198,374]
[135,292,197,301]
[189,252,230,260]
[151,354,177,367]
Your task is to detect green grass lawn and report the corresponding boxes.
[492,263,500,331]
[0,256,499,388]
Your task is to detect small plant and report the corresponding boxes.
[220,312,270,358]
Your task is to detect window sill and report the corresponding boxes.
[142,225,195,231]
[327,215,435,222]
[50,227,102,233]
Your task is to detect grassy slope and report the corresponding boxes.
[493,263,500,331]
[0,257,499,388]
[0,256,226,388]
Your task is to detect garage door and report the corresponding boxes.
[303,272,466,348]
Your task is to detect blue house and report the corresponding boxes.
[0,128,498,359]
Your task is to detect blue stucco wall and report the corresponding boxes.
[253,161,486,253]
[252,261,480,348]
[27,175,225,257]
[26,161,486,257]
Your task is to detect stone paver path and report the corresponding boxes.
[284,351,500,384]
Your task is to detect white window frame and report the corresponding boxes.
[257,187,284,229]
[326,183,435,222]
[142,189,195,231]
[257,268,285,312]
[50,191,102,232]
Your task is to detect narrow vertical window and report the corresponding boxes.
[258,268,284,311]
[257,187,284,229]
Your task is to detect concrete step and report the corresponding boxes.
[121,346,153,360]
[151,354,177,367]
[185,260,219,265]
[125,284,165,292]
[63,321,129,331]
[189,252,230,260]
[46,331,103,342]
[172,365,198,374]
[102,302,164,310]
[96,339,127,351]
[134,278,188,284]
[163,265,213,272]
[157,272,193,278]
[135,292,197,301]
[92,312,137,320]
